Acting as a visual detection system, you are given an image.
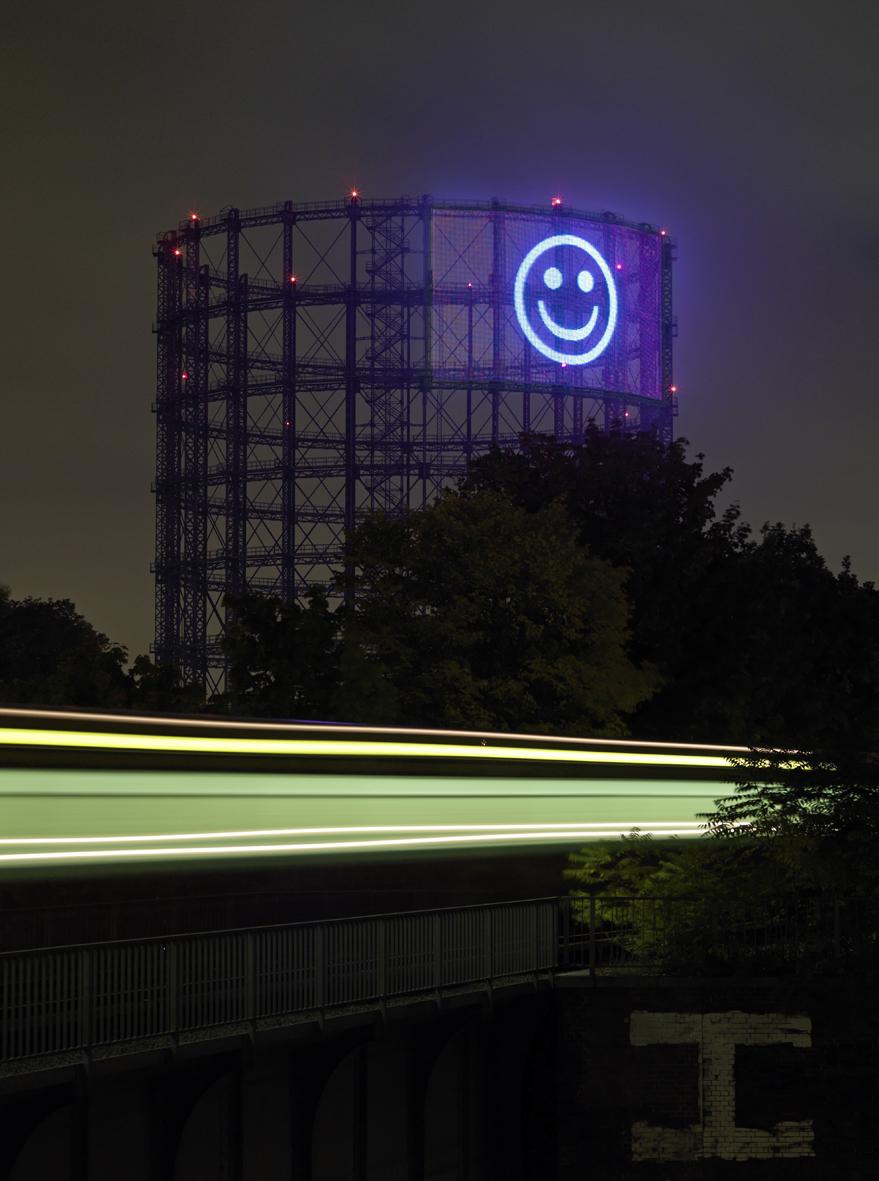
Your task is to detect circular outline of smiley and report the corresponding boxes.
[513,234,618,366]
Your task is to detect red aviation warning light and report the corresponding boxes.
[551,195,562,208]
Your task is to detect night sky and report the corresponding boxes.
[2,0,877,661]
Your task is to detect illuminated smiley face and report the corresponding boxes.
[513,234,618,365]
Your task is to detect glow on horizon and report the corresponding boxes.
[0,727,734,769]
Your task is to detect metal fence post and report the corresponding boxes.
[588,895,597,982]
[166,941,178,1038]
[244,932,255,1020]
[557,897,568,971]
[315,924,326,1012]
[487,907,494,987]
[532,902,539,987]
[79,948,92,1051]
[433,912,442,997]
[376,919,387,999]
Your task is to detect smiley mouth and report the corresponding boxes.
[537,301,600,341]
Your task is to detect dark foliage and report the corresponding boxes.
[212,587,342,719]
[126,654,204,713]
[464,430,879,746]
[0,590,129,707]
[0,586,199,712]
[337,489,657,734]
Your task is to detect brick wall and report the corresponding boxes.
[552,977,879,1181]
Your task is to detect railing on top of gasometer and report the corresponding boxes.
[0,895,872,1067]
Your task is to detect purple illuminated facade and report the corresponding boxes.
[153,197,674,689]
[432,206,666,400]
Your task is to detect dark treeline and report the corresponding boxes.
[216,431,879,748]
[0,584,199,713]
[5,430,879,909]
[3,429,878,752]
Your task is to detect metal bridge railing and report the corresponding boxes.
[0,898,559,1065]
[2,895,874,1067]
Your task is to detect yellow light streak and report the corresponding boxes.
[0,707,748,752]
[0,727,733,769]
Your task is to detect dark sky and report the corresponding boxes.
[2,0,877,659]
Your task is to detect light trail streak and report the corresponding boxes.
[0,727,733,769]
[0,706,749,752]
[0,821,702,846]
[0,824,706,864]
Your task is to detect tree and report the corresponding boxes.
[564,830,791,903]
[0,591,129,707]
[464,431,879,746]
[706,738,879,901]
[340,489,657,735]
[126,654,204,713]
[214,587,342,718]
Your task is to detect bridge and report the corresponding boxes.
[3,708,844,1178]
[0,891,863,1179]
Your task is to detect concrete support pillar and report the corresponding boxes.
[70,1070,88,1181]
[148,1055,241,1181]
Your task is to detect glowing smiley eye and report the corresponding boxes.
[577,270,595,293]
[543,266,563,290]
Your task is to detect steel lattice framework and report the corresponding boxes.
[153,196,675,691]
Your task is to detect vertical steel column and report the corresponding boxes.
[225,211,246,605]
[466,284,474,461]
[553,381,565,440]
[194,264,211,682]
[154,239,182,667]
[420,198,433,511]
[490,201,502,444]
[362,210,409,515]
[345,201,360,606]
[281,204,297,601]
[573,392,583,441]
[522,336,531,434]
[180,221,208,685]
[601,221,620,403]
[400,210,413,514]
[660,234,675,444]
[552,213,565,441]
[367,218,379,512]
[603,395,615,433]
